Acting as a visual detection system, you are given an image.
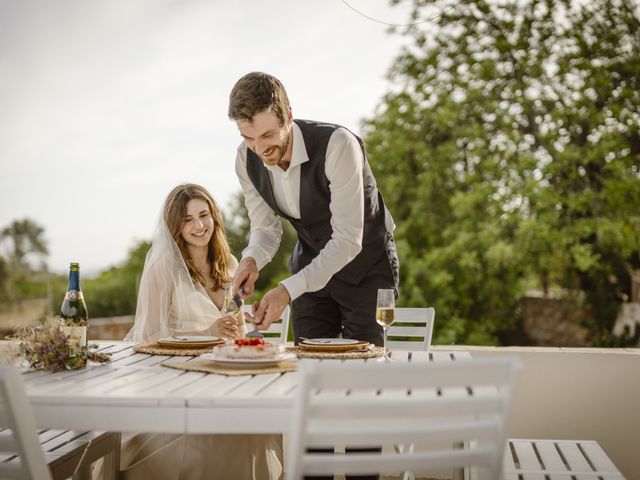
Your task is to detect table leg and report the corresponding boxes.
[453,440,467,480]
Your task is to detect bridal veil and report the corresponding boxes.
[124,208,218,342]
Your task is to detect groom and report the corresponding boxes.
[228,71,399,349]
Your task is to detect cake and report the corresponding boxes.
[213,338,284,360]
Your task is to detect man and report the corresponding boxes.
[228,72,399,347]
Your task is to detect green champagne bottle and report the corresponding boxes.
[60,262,88,348]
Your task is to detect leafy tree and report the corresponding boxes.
[364,0,640,345]
[0,218,48,272]
[0,256,10,305]
[0,218,51,312]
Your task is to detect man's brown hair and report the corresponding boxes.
[228,72,290,125]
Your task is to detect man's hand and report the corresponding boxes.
[232,257,259,299]
[252,284,291,330]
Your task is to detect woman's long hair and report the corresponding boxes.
[163,183,232,291]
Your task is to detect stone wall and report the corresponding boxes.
[0,298,47,337]
[519,296,591,347]
[520,296,640,347]
[88,315,134,341]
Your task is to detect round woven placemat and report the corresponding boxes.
[287,345,384,359]
[133,342,213,356]
[162,358,297,376]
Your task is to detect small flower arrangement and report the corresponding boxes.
[10,325,110,372]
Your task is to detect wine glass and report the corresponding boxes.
[376,288,395,362]
[222,286,240,315]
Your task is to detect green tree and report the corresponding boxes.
[0,218,48,272]
[364,0,640,345]
[0,256,10,304]
[0,218,51,310]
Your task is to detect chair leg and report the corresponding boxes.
[453,440,468,480]
[394,443,416,480]
[101,432,121,480]
[73,464,93,480]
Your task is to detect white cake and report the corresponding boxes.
[213,338,284,360]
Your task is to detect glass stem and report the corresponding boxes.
[383,326,388,359]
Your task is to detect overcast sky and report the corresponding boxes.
[0,0,412,275]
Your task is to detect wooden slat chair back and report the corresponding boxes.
[243,304,290,343]
[0,365,53,479]
[387,307,435,351]
[387,308,436,479]
[503,439,624,479]
[287,357,522,480]
[0,366,120,480]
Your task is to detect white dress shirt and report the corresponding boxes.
[235,122,365,301]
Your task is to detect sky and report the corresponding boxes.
[0,0,413,276]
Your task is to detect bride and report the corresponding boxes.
[120,183,283,480]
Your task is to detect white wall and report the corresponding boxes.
[444,346,640,479]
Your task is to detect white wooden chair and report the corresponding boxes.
[0,366,120,480]
[387,307,436,479]
[503,439,624,479]
[387,307,435,352]
[0,366,52,479]
[243,304,290,343]
[287,357,522,480]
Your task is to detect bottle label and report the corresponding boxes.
[65,290,84,301]
[60,325,87,348]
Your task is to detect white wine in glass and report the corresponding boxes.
[375,307,395,327]
[376,288,395,362]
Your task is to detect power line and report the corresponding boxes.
[340,0,457,27]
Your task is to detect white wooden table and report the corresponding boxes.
[23,341,472,435]
[19,343,625,479]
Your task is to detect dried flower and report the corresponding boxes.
[8,326,110,372]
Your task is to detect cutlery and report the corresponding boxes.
[245,327,264,339]
[222,287,244,315]
[223,283,264,339]
[243,310,264,339]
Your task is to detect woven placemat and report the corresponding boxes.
[287,345,384,359]
[162,358,297,376]
[133,342,213,356]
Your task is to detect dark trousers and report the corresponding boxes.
[304,447,382,480]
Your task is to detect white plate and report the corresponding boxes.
[301,338,360,346]
[158,336,220,343]
[200,352,296,368]
[156,336,223,347]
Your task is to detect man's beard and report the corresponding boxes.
[261,129,291,167]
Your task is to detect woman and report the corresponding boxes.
[126,183,243,342]
[120,183,283,480]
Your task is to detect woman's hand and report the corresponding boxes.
[212,315,240,339]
